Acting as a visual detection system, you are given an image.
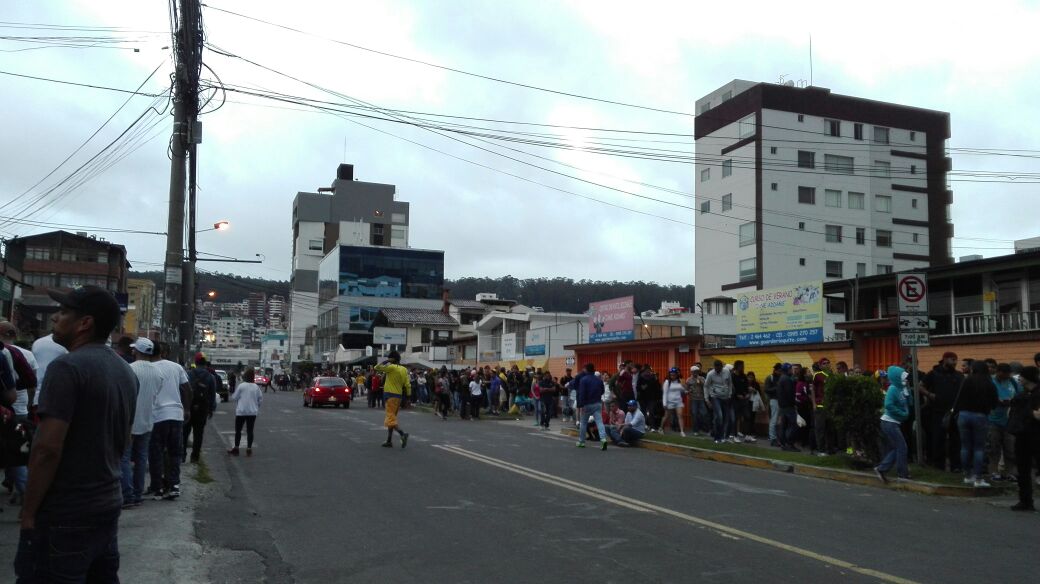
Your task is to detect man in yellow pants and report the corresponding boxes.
[376,351,412,448]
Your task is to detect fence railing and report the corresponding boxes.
[954,311,1040,335]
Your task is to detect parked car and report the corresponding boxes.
[304,377,352,408]
[256,374,270,389]
[214,369,230,401]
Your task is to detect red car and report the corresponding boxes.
[304,376,352,408]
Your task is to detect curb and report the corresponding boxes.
[559,428,1005,497]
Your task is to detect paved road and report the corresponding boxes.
[195,392,1036,584]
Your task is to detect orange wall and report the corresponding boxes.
[917,341,1038,368]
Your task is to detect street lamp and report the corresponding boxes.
[198,220,230,233]
[207,290,217,299]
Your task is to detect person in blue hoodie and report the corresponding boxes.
[875,365,911,482]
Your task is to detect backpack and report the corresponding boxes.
[189,369,215,413]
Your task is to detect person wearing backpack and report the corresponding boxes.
[183,354,218,464]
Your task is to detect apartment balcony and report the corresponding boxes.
[953,311,1040,335]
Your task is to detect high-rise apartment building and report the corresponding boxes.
[289,164,410,363]
[694,80,952,306]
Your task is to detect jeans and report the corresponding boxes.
[877,420,909,478]
[986,423,1016,476]
[234,415,257,448]
[780,406,799,447]
[539,394,555,427]
[768,398,780,441]
[120,432,150,504]
[1014,431,1039,506]
[690,399,710,433]
[814,407,834,453]
[957,411,988,478]
[578,403,606,444]
[606,426,624,444]
[621,427,645,445]
[149,419,183,492]
[711,397,733,440]
[14,510,120,583]
[926,408,961,471]
[533,397,543,425]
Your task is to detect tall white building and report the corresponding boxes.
[694,80,953,314]
[289,164,410,365]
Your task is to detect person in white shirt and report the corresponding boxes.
[120,338,163,507]
[229,367,263,456]
[661,367,687,437]
[29,333,67,408]
[0,321,36,505]
[468,374,483,420]
[621,400,647,445]
[146,342,191,500]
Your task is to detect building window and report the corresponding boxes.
[308,239,323,251]
[699,200,710,214]
[739,222,755,247]
[825,119,841,137]
[700,168,710,182]
[739,258,757,282]
[856,227,866,245]
[798,186,816,205]
[771,182,778,191]
[721,90,732,101]
[825,225,843,243]
[877,264,893,274]
[738,114,756,139]
[872,126,890,145]
[911,198,918,208]
[390,226,407,245]
[770,146,778,154]
[391,212,406,224]
[799,258,806,266]
[912,233,919,243]
[910,131,917,142]
[797,150,815,169]
[722,194,732,212]
[722,159,733,178]
[825,189,842,208]
[798,222,805,230]
[875,194,892,213]
[26,247,52,261]
[698,102,711,115]
[854,123,863,140]
[875,160,891,178]
[825,260,843,278]
[876,230,893,247]
[826,297,846,314]
[824,154,854,174]
[798,114,804,122]
[856,262,867,277]
[910,164,917,175]
[848,192,865,209]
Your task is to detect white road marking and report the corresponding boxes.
[528,432,576,444]
[701,479,789,496]
[434,445,919,584]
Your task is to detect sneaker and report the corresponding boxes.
[246,448,253,457]
[744,437,757,443]
[144,486,161,497]
[1010,502,1036,512]
[381,441,393,448]
[228,448,239,456]
[963,476,975,485]
[874,467,888,484]
[973,478,992,488]
[163,486,181,500]
[153,490,165,501]
[121,500,140,510]
[713,439,722,444]
[814,452,828,457]
[401,433,409,449]
[601,440,608,451]
[576,442,586,448]
[680,432,686,438]
[617,441,630,447]
[736,432,745,439]
[770,439,779,447]
[729,436,740,444]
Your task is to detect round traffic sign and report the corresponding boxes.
[898,275,927,303]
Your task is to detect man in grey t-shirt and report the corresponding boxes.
[15,286,137,582]
[704,360,735,443]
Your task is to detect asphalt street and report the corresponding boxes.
[194,392,1037,584]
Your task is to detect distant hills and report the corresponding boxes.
[129,272,695,313]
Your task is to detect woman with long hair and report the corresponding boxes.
[953,361,1000,488]
[228,367,263,456]
[661,368,686,437]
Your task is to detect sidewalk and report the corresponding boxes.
[0,458,216,582]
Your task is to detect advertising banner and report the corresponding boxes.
[524,328,546,356]
[501,332,517,360]
[372,326,407,345]
[589,296,635,343]
[736,281,823,347]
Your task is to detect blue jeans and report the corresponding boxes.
[149,420,183,491]
[14,510,120,583]
[578,403,607,444]
[691,400,710,433]
[957,411,988,478]
[621,427,645,445]
[712,398,733,440]
[780,406,799,447]
[120,432,150,504]
[877,420,908,478]
[768,398,780,441]
[533,397,543,425]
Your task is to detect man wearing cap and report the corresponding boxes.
[922,352,965,472]
[621,400,647,446]
[686,364,708,435]
[375,350,411,448]
[147,341,192,500]
[15,285,137,582]
[121,338,163,508]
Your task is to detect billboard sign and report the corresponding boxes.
[524,329,546,356]
[735,281,824,347]
[501,332,517,360]
[589,296,635,343]
[372,326,407,345]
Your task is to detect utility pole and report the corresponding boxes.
[161,0,202,364]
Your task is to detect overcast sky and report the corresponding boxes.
[2,0,1038,287]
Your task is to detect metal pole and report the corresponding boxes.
[911,346,924,465]
[184,141,198,363]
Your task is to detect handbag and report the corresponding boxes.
[943,379,967,431]
[751,391,764,412]
[796,413,806,428]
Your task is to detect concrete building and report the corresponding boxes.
[289,163,410,365]
[3,230,130,336]
[267,294,286,329]
[260,330,289,373]
[125,278,157,337]
[247,292,267,326]
[212,316,254,348]
[694,80,952,310]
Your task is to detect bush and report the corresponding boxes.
[824,375,885,462]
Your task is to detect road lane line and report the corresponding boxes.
[436,445,919,584]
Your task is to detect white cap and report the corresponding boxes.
[131,338,154,355]
[691,365,700,372]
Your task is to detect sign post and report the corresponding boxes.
[897,272,929,466]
